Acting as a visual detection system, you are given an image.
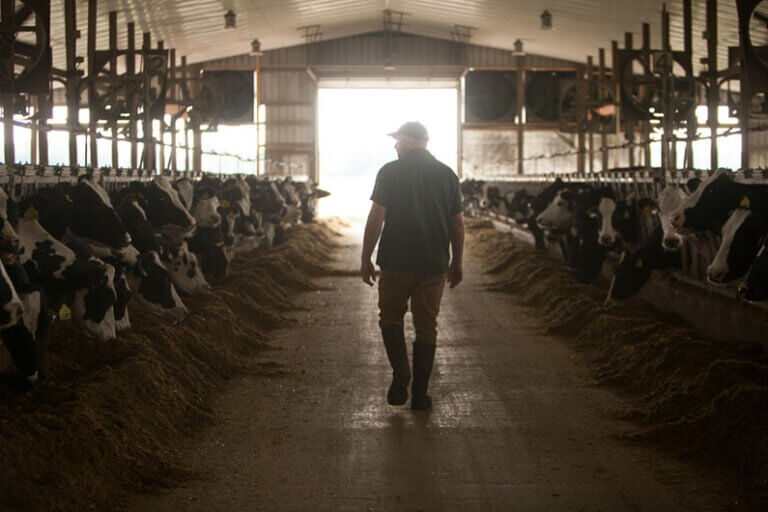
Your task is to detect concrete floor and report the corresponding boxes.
[123,225,736,512]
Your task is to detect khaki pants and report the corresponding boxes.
[378,268,447,345]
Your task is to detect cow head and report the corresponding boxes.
[608,248,654,301]
[739,242,768,303]
[116,193,161,254]
[73,261,117,341]
[706,209,767,284]
[62,177,131,249]
[192,187,222,228]
[131,250,188,322]
[0,259,23,328]
[157,237,211,296]
[656,186,688,251]
[669,169,736,234]
[225,177,252,215]
[173,178,195,211]
[536,190,579,231]
[136,178,196,237]
[0,187,20,263]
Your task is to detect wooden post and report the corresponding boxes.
[255,52,261,175]
[181,56,190,171]
[684,0,695,169]
[109,11,118,169]
[642,23,651,170]
[661,6,673,171]
[157,40,165,171]
[707,0,719,170]
[587,56,594,173]
[169,49,177,171]
[577,66,586,173]
[599,48,608,171]
[456,80,462,178]
[624,32,635,167]
[142,32,153,172]
[516,54,525,175]
[65,0,78,166]
[741,56,751,169]
[87,0,97,167]
[36,95,49,165]
[2,0,15,165]
[127,23,137,170]
[30,97,38,165]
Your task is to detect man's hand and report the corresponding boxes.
[447,261,463,289]
[361,260,377,286]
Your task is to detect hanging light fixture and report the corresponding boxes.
[541,10,552,29]
[224,10,236,29]
[250,39,262,55]
[512,39,524,55]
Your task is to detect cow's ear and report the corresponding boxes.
[637,198,658,215]
[686,178,702,194]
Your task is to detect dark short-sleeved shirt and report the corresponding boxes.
[370,149,463,274]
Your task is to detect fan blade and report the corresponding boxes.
[14,40,38,57]
[15,3,33,25]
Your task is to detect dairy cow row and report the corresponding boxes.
[462,172,768,305]
[0,174,329,389]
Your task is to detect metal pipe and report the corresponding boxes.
[87,0,97,167]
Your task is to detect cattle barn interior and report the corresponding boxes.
[2,1,768,511]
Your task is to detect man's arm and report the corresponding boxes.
[447,212,465,289]
[361,202,387,286]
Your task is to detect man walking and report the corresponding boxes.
[361,121,465,410]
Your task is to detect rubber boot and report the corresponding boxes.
[382,325,410,405]
[411,342,436,410]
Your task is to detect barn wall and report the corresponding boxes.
[200,31,580,181]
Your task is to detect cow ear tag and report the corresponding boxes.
[634,258,644,268]
[221,199,230,208]
[23,206,39,221]
[65,194,74,203]
[141,268,148,277]
[740,196,751,209]
[643,205,655,215]
[200,191,209,200]
[58,304,72,320]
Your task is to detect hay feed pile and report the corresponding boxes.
[466,219,768,502]
[0,222,340,512]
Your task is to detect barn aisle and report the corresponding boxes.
[122,224,734,512]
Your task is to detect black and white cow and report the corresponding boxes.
[63,239,118,341]
[127,250,188,322]
[173,177,195,212]
[669,169,768,234]
[738,240,768,302]
[503,190,535,223]
[706,208,768,284]
[39,177,131,251]
[129,177,196,238]
[606,226,683,302]
[12,196,99,300]
[156,236,211,295]
[188,227,229,279]
[536,185,613,283]
[190,186,222,229]
[0,187,51,386]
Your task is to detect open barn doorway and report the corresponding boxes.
[317,87,458,223]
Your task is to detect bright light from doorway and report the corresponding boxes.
[318,88,458,222]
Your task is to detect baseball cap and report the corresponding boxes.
[388,121,429,141]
